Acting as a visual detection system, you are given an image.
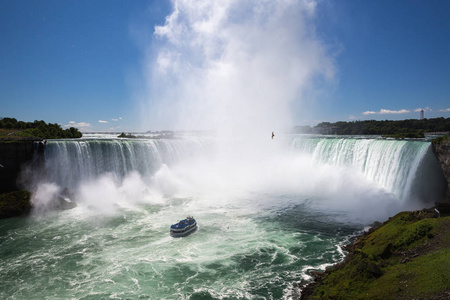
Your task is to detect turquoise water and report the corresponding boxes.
[0,134,444,299]
[0,194,358,299]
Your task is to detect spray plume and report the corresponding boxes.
[27,1,430,223]
[140,0,334,136]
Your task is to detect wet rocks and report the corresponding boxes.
[0,190,32,218]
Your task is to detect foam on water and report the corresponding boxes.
[0,134,445,299]
[0,192,357,299]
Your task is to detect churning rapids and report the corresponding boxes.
[0,133,446,299]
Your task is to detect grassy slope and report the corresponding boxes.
[0,128,23,140]
[0,128,41,141]
[303,211,450,299]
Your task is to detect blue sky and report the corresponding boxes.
[1,0,449,132]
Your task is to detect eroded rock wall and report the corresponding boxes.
[432,138,450,201]
[0,141,37,193]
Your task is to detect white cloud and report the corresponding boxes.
[363,111,376,115]
[64,121,92,129]
[363,109,409,115]
[439,108,450,112]
[348,115,360,120]
[112,117,122,122]
[379,109,409,114]
[99,120,108,123]
[414,107,431,112]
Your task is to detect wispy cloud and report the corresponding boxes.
[363,109,410,115]
[64,121,92,129]
[112,117,122,122]
[362,111,376,116]
[414,107,432,112]
[99,120,108,123]
[439,108,450,112]
[380,109,410,114]
[348,115,360,120]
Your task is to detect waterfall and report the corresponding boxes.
[290,137,445,204]
[42,135,445,205]
[44,138,211,189]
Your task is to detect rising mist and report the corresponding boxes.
[139,0,335,135]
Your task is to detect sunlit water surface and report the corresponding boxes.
[1,134,443,299]
[0,193,359,299]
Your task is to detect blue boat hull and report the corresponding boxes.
[170,225,198,237]
[170,216,197,237]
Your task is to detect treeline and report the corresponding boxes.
[294,117,450,137]
[0,117,82,139]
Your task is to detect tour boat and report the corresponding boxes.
[170,216,197,237]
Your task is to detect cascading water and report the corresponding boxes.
[290,136,444,205]
[0,134,446,299]
[44,137,212,189]
[43,135,443,207]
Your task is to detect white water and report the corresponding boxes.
[42,134,442,218]
[1,134,445,299]
[290,136,443,205]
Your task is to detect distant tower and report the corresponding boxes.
[420,109,424,120]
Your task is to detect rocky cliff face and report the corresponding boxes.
[0,141,44,193]
[432,138,450,201]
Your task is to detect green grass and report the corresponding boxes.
[311,254,382,299]
[432,134,449,144]
[0,128,25,140]
[305,212,450,299]
[394,219,434,249]
[367,249,450,299]
[361,212,413,257]
[360,212,439,257]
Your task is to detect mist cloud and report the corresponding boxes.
[139,0,335,134]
